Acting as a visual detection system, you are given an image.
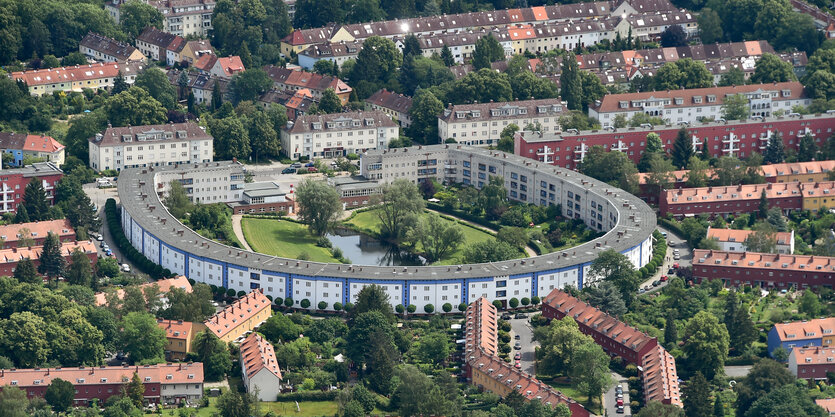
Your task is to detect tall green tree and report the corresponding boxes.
[534,317,594,375]
[124,372,145,409]
[375,179,424,241]
[37,232,65,279]
[104,87,168,127]
[216,388,259,417]
[13,257,39,284]
[295,178,342,236]
[762,132,786,163]
[192,330,232,381]
[744,384,827,417]
[440,45,455,66]
[560,52,583,111]
[119,312,166,364]
[405,214,464,263]
[721,94,749,121]
[799,289,822,317]
[719,67,746,87]
[318,88,343,113]
[209,116,251,160]
[409,89,444,143]
[588,250,638,306]
[636,402,685,417]
[163,180,192,220]
[672,128,694,169]
[246,110,280,163]
[44,378,74,412]
[351,36,402,98]
[683,372,712,417]
[683,311,729,380]
[734,358,797,416]
[134,68,178,109]
[638,132,664,172]
[797,134,819,162]
[579,145,639,194]
[228,69,274,104]
[750,53,797,84]
[698,8,724,44]
[584,281,627,317]
[570,342,613,406]
[472,34,505,70]
[120,0,165,38]
[66,247,93,287]
[22,177,49,221]
[0,385,29,417]
[353,284,395,321]
[665,310,678,348]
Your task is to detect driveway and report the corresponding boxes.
[603,373,631,416]
[640,226,693,294]
[508,314,538,375]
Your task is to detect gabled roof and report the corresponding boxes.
[194,53,219,72]
[0,363,204,387]
[10,62,145,87]
[95,275,192,306]
[0,219,74,243]
[464,297,498,356]
[760,161,835,178]
[364,89,413,114]
[137,27,180,49]
[284,111,397,134]
[264,66,352,94]
[790,346,835,365]
[80,32,141,61]
[90,122,212,147]
[215,56,245,77]
[157,319,194,341]
[771,318,835,342]
[203,289,271,339]
[705,227,793,246]
[0,132,64,154]
[240,333,282,380]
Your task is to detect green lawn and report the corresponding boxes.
[543,379,603,415]
[241,218,338,263]
[149,399,369,417]
[344,208,500,265]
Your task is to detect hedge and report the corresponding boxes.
[426,202,499,230]
[104,199,173,280]
[275,391,339,402]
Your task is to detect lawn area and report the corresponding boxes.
[149,399,373,417]
[241,218,338,263]
[542,378,603,415]
[344,208,502,265]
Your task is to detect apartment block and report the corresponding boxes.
[760,160,835,183]
[0,162,63,214]
[789,347,835,380]
[281,111,399,160]
[203,289,272,343]
[106,0,215,38]
[438,99,564,146]
[9,62,144,96]
[136,27,183,62]
[264,66,352,104]
[660,181,835,217]
[154,160,247,204]
[79,32,146,63]
[694,250,835,291]
[88,122,213,172]
[0,219,76,249]
[0,240,98,277]
[768,318,835,356]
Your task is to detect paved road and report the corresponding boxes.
[508,315,538,376]
[639,226,693,294]
[83,181,135,273]
[725,365,752,379]
[603,373,631,417]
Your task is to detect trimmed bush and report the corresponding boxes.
[442,303,452,313]
[344,302,354,312]
[493,300,503,310]
[531,296,540,305]
[274,297,283,306]
[424,304,434,314]
[284,298,294,307]
[318,301,328,310]
[509,298,519,308]
[266,295,273,302]
[521,297,530,306]
[301,299,311,308]
[237,291,246,297]
[226,289,236,297]
[187,279,196,286]
[407,304,416,313]
[458,303,467,312]
[210,284,217,292]
[395,304,405,314]
[333,302,343,311]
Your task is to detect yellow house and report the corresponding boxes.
[182,40,215,65]
[10,61,145,97]
[158,319,207,360]
[800,181,835,212]
[203,289,272,343]
[760,161,835,184]
[280,27,354,57]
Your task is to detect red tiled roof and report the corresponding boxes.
[771,318,835,342]
[815,398,835,414]
[664,182,807,205]
[203,289,271,339]
[194,53,218,72]
[641,345,682,407]
[365,89,413,114]
[157,319,194,341]
[22,135,64,153]
[0,363,203,387]
[10,62,145,87]
[705,227,793,246]
[0,240,96,264]
[240,333,282,380]
[264,66,352,94]
[759,160,835,178]
[695,250,835,276]
[0,219,74,244]
[216,56,245,77]
[95,275,192,306]
[791,346,835,365]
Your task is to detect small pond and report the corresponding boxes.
[325,227,424,266]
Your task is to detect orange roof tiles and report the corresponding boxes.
[815,398,835,414]
[240,333,282,380]
[0,219,74,243]
[705,227,793,246]
[23,135,64,153]
[770,318,835,343]
[10,62,143,87]
[665,182,803,205]
[791,346,835,365]
[759,161,835,178]
[216,56,245,77]
[0,240,96,264]
[95,275,192,306]
[694,250,835,275]
[0,363,203,387]
[203,289,271,339]
[157,319,194,341]
[465,297,498,356]
[641,345,682,407]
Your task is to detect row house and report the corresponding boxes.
[281,111,399,160]
[789,347,835,380]
[365,89,413,128]
[136,27,183,62]
[542,290,681,407]
[258,89,316,121]
[0,132,65,167]
[0,219,76,249]
[589,82,811,126]
[158,319,205,360]
[693,250,835,291]
[705,226,795,254]
[0,363,204,406]
[165,69,229,106]
[660,181,835,217]
[79,32,146,63]
[279,0,677,54]
[88,122,214,172]
[463,298,590,416]
[760,160,835,183]
[95,275,193,306]
[264,66,352,104]
[182,40,214,64]
[203,289,272,343]
[768,318,835,356]
[298,40,363,71]
[240,333,283,401]
[194,55,245,78]
[620,10,697,40]
[106,0,215,38]
[10,62,144,97]
[439,99,564,146]
[0,240,98,277]
[0,162,63,214]
[515,113,835,171]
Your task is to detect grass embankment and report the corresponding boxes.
[241,217,339,263]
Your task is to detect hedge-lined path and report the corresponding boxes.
[230,214,254,251]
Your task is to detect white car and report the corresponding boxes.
[96,234,104,241]
[121,264,131,273]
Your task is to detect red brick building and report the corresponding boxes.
[0,240,97,277]
[0,162,63,214]
[692,249,835,289]
[659,182,805,217]
[0,219,76,249]
[514,114,835,171]
[542,290,682,407]
[789,347,835,380]
[0,363,204,406]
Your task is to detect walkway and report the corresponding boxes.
[425,208,538,257]
[231,214,254,251]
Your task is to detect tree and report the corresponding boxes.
[589,250,638,305]
[672,128,694,169]
[351,36,402,98]
[353,284,394,321]
[719,67,746,87]
[744,384,827,417]
[1,311,49,367]
[570,342,613,405]
[64,249,94,290]
[638,132,664,172]
[295,178,342,236]
[496,226,529,250]
[698,8,724,44]
[472,34,504,70]
[721,94,749,121]
[763,132,786,163]
[216,388,259,417]
[497,124,519,152]
[462,240,519,263]
[134,68,177,109]
[13,205,29,224]
[120,0,164,38]
[416,332,450,365]
[730,304,757,354]
[683,311,729,380]
[535,317,593,375]
[211,116,252,160]
[660,25,688,47]
[448,68,513,104]
[0,385,29,417]
[645,154,676,200]
[192,330,232,381]
[124,372,145,409]
[375,179,424,241]
[259,313,301,343]
[104,87,168,127]
[163,180,192,220]
[636,401,685,417]
[510,71,560,101]
[750,53,796,84]
[746,222,777,253]
[799,289,822,317]
[44,378,74,412]
[113,71,129,95]
[408,89,444,143]
[119,312,166,364]
[579,145,639,194]
[684,372,712,417]
[228,69,274,104]
[560,52,583,110]
[391,365,458,417]
[13,257,39,284]
[37,232,65,279]
[584,281,627,317]
[797,134,819,162]
[406,214,464,262]
[664,310,677,348]
[22,177,49,221]
[655,59,713,91]
[441,45,454,66]
[734,358,797,416]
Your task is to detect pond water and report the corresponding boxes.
[325,228,424,266]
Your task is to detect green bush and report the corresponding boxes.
[395,304,405,314]
[274,297,283,306]
[509,298,519,308]
[344,302,354,312]
[284,298,294,307]
[316,236,332,248]
[237,291,246,297]
[333,302,343,311]
[226,289,236,297]
[275,391,338,402]
[266,295,273,302]
[493,300,503,310]
[531,296,540,305]
[301,299,311,308]
[442,303,452,312]
[424,304,434,314]
[407,304,416,313]
[458,303,467,312]
[318,301,328,310]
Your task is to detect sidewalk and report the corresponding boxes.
[231,214,254,251]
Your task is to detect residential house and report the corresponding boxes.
[0,132,65,167]
[166,69,229,106]
[181,40,214,64]
[263,66,352,104]
[166,37,187,66]
[0,240,97,277]
[438,99,564,146]
[760,160,835,183]
[768,318,835,356]
[240,333,283,401]
[365,89,413,128]
[227,181,295,215]
[158,319,206,360]
[660,181,835,217]
[202,289,272,343]
[136,27,182,62]
[789,346,835,380]
[297,40,363,70]
[695,250,835,292]
[88,122,214,172]
[704,226,795,254]
[281,111,399,160]
[94,275,193,306]
[0,219,76,249]
[79,32,145,63]
[9,61,144,96]
[106,0,215,38]
[258,89,316,121]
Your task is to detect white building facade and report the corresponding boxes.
[88,122,214,172]
[280,111,399,160]
[438,99,564,146]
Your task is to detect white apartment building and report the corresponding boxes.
[705,226,795,254]
[280,111,399,160]
[155,161,246,204]
[89,122,213,172]
[589,82,811,126]
[438,99,564,146]
[240,333,283,401]
[106,0,215,38]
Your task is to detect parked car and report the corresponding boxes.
[514,352,521,360]
[652,280,660,287]
[515,362,522,369]
[661,231,667,238]
[616,398,624,407]
[290,162,302,168]
[514,341,521,350]
[615,385,623,394]
[307,167,318,173]
[121,264,131,273]
[668,268,675,275]
[660,275,668,282]
[97,234,104,242]
[616,406,624,414]
[282,167,296,174]
[638,288,646,294]
[501,313,512,320]
[514,313,528,319]
[304,162,315,167]
[105,249,112,256]
[514,334,521,340]
[673,255,681,260]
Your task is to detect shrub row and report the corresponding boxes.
[426,202,499,230]
[104,199,173,280]
[274,390,339,402]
